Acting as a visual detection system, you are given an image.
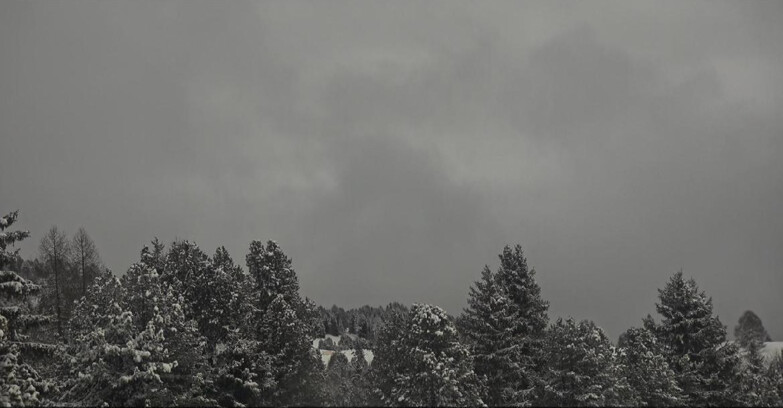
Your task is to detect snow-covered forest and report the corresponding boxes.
[2,209,782,407]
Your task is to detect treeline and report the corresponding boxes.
[1,209,782,407]
[318,303,409,345]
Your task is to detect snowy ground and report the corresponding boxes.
[312,334,374,366]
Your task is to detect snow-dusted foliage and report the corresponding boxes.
[457,245,549,406]
[0,211,54,407]
[158,241,247,349]
[211,334,275,407]
[0,211,30,269]
[244,240,325,406]
[536,318,634,407]
[734,340,781,406]
[644,271,748,406]
[69,269,124,339]
[63,261,211,406]
[374,303,485,407]
[618,327,683,406]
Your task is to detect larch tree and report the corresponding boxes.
[38,226,71,338]
[70,227,102,298]
[457,244,549,406]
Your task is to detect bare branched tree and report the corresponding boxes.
[39,226,70,336]
[71,227,101,297]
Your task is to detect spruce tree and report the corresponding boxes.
[767,351,783,405]
[325,351,353,407]
[735,310,772,349]
[210,333,275,407]
[536,318,634,406]
[646,271,746,406]
[457,244,548,406]
[376,303,485,407]
[735,339,780,406]
[618,327,683,406]
[369,307,405,406]
[245,240,325,406]
[349,344,372,407]
[119,261,209,404]
[0,211,53,406]
[156,241,246,350]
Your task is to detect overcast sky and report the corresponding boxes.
[2,0,781,340]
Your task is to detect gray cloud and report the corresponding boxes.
[1,0,781,339]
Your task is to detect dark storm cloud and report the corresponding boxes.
[1,0,781,339]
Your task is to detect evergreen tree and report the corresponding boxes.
[62,260,211,406]
[325,351,353,407]
[735,310,772,349]
[536,318,634,407]
[645,271,746,406]
[457,245,549,406]
[245,240,325,406]
[618,327,683,406]
[368,307,408,406]
[767,351,783,405]
[375,303,485,407]
[735,339,780,406]
[0,211,53,406]
[158,241,246,350]
[119,261,209,404]
[349,344,372,407]
[68,269,124,341]
[210,333,275,407]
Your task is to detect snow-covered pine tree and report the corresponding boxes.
[245,240,325,406]
[155,241,247,351]
[63,299,194,406]
[349,344,372,407]
[210,332,275,407]
[369,306,408,406]
[376,303,485,407]
[457,244,549,406]
[64,259,211,406]
[536,318,635,407]
[767,351,783,405]
[735,338,781,406]
[119,261,210,405]
[618,326,683,406]
[325,351,353,407]
[0,211,54,407]
[735,310,772,349]
[68,268,124,340]
[645,271,746,406]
